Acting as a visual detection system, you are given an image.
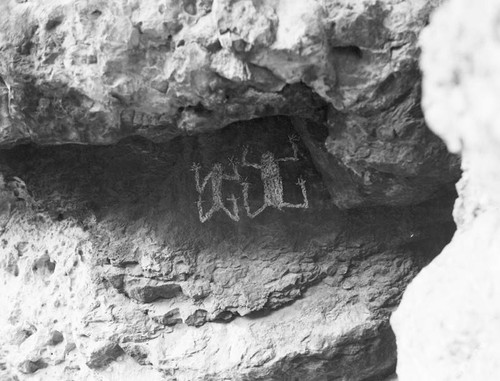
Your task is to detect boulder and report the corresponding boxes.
[392,1,500,380]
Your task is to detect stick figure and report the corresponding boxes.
[241,135,308,218]
[191,158,241,222]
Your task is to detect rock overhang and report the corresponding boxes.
[0,1,464,380]
[0,0,460,208]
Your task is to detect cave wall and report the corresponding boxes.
[0,116,456,380]
[0,1,462,380]
[0,0,459,209]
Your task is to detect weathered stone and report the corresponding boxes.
[121,343,152,366]
[0,0,458,209]
[10,325,35,346]
[0,1,462,380]
[152,308,183,327]
[31,252,56,274]
[46,330,64,346]
[185,309,208,328]
[0,115,456,380]
[126,283,182,304]
[85,341,124,369]
[292,116,459,208]
[64,342,76,355]
[17,359,48,374]
[392,1,500,380]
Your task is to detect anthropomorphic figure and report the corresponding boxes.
[241,136,308,218]
[191,160,240,222]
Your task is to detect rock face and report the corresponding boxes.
[0,0,458,208]
[0,1,460,381]
[392,1,500,380]
[0,117,456,380]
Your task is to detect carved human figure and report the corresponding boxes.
[191,160,240,222]
[241,136,308,218]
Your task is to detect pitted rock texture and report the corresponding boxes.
[0,0,459,208]
[0,0,462,379]
[392,1,500,380]
[0,116,456,380]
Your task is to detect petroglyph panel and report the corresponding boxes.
[190,127,313,222]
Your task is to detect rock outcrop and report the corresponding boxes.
[0,1,460,380]
[392,1,500,380]
[0,0,458,208]
[0,117,456,380]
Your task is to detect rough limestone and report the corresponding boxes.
[0,1,460,380]
[392,0,500,380]
[0,116,456,380]
[0,0,458,208]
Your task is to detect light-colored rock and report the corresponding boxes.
[392,1,500,380]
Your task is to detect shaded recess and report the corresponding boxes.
[0,115,457,380]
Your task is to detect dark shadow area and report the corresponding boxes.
[0,115,457,381]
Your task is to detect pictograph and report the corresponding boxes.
[241,135,308,218]
[191,159,241,223]
[192,136,308,223]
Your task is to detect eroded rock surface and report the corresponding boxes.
[392,1,500,380]
[0,0,461,380]
[0,0,458,208]
[0,116,455,380]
